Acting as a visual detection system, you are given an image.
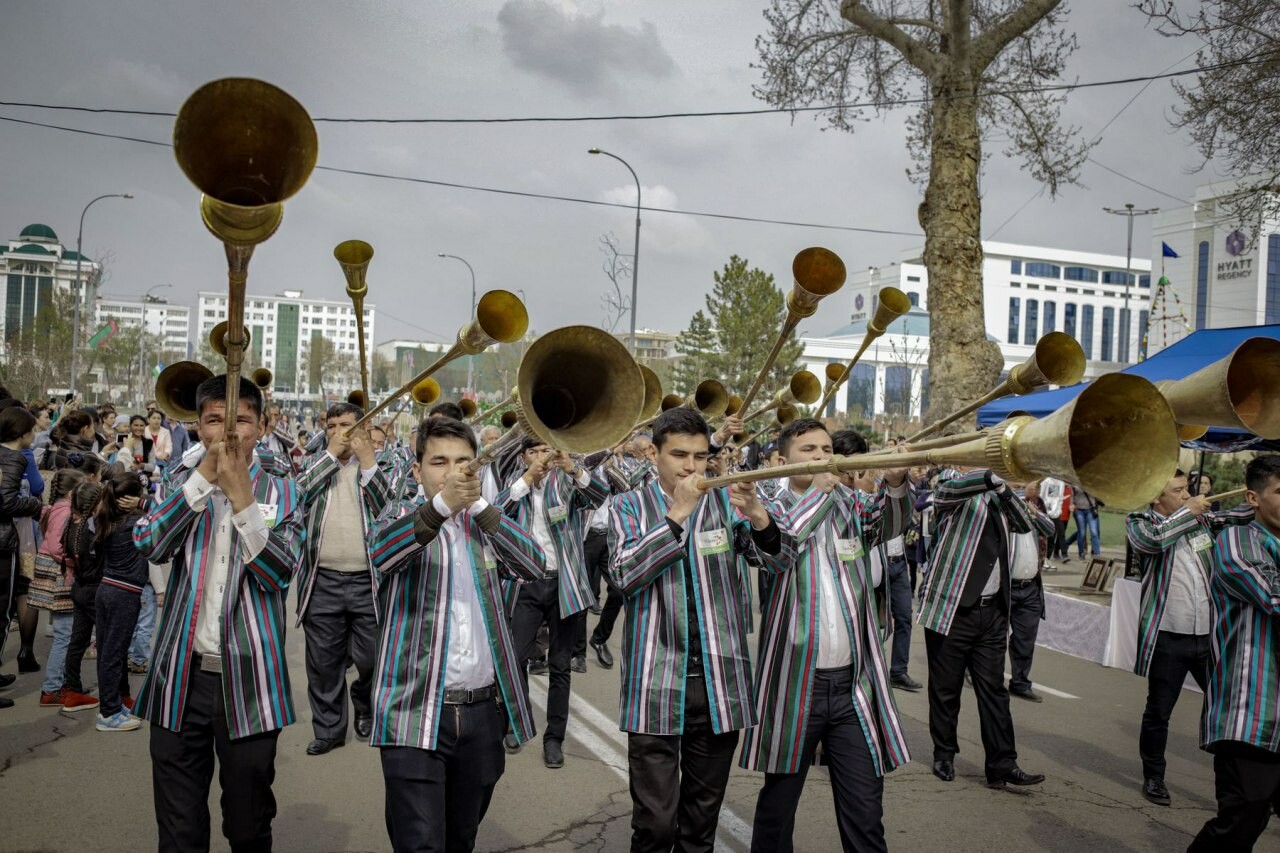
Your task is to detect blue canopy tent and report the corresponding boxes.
[976,324,1280,452]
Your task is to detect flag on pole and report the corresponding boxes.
[152,361,164,378]
[1161,242,1179,258]
[87,319,118,349]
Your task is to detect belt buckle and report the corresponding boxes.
[199,653,223,674]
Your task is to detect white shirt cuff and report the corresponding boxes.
[433,492,454,518]
[509,478,532,502]
[231,502,269,561]
[360,465,379,485]
[575,468,591,488]
[183,469,216,512]
[470,498,491,515]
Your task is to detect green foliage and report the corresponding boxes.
[672,310,717,396]
[703,256,804,398]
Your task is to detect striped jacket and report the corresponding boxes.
[1127,504,1255,677]
[294,450,398,623]
[367,497,545,749]
[1202,521,1280,754]
[497,466,609,617]
[607,481,796,735]
[742,480,912,775]
[918,470,1053,636]
[132,454,305,739]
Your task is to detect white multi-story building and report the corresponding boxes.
[800,241,1152,421]
[0,223,101,349]
[197,289,375,399]
[1149,178,1280,354]
[94,297,192,360]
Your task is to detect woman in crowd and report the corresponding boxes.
[142,409,173,466]
[50,410,99,470]
[60,478,107,713]
[33,469,87,708]
[0,406,48,707]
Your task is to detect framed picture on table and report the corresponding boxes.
[1081,557,1109,591]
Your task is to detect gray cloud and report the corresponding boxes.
[497,0,677,97]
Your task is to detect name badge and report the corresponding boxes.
[696,528,731,556]
[258,503,279,529]
[1190,532,1214,553]
[548,505,569,525]
[836,538,865,563]
[481,545,498,570]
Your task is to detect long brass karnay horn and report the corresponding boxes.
[463,326,645,473]
[210,321,249,357]
[815,287,912,413]
[459,399,478,419]
[412,378,441,406]
[736,404,800,450]
[347,389,368,409]
[702,373,1180,511]
[348,289,528,434]
[637,365,664,420]
[1204,487,1248,504]
[742,370,822,422]
[629,379,726,437]
[155,361,215,422]
[334,240,373,407]
[738,248,846,414]
[1156,336,1280,440]
[467,388,518,425]
[907,331,1087,442]
[250,368,272,390]
[823,363,845,393]
[174,78,316,443]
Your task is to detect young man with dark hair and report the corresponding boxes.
[497,434,609,768]
[261,402,296,476]
[609,406,793,852]
[429,401,466,422]
[294,401,401,756]
[133,375,306,853]
[1127,468,1255,806]
[368,416,545,853]
[744,418,912,852]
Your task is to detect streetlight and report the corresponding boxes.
[588,148,641,353]
[437,253,476,396]
[70,193,133,396]
[140,284,173,405]
[1103,203,1158,363]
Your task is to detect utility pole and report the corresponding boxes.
[1103,203,1159,363]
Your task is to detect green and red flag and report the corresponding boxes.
[87,319,118,349]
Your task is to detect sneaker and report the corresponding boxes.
[39,688,68,707]
[121,695,136,712]
[60,690,100,712]
[96,711,141,732]
[128,661,148,674]
[84,643,97,660]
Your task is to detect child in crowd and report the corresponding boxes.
[60,480,106,712]
[92,472,149,732]
[34,469,87,708]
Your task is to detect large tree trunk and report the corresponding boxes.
[919,71,1004,430]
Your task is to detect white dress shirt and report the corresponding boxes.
[814,524,854,669]
[508,469,590,575]
[1010,530,1041,580]
[432,492,497,690]
[1159,521,1212,635]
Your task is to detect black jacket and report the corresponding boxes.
[0,445,43,553]
[100,513,148,587]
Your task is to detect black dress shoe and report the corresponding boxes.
[988,767,1045,788]
[1142,777,1171,806]
[16,650,40,673]
[0,696,13,709]
[528,659,548,676]
[543,740,564,769]
[588,604,603,615]
[570,655,587,674]
[932,760,955,782]
[503,734,523,754]
[891,674,923,692]
[306,737,346,756]
[354,716,372,739]
[1009,687,1044,703]
[590,639,614,669]
[0,672,15,689]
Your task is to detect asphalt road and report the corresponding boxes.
[3,603,1278,853]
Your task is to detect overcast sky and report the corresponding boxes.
[0,0,1223,344]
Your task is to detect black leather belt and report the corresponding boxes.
[978,593,1000,607]
[196,653,222,674]
[1010,578,1037,589]
[687,658,704,676]
[442,685,497,705]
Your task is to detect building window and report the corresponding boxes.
[1008,297,1020,343]
[906,275,921,282]
[907,291,920,306]
[1011,259,1022,274]
[1101,306,1115,361]
[1139,274,1151,288]
[1102,270,1135,286]
[1267,235,1280,323]
[1082,305,1094,358]
[1025,262,1060,279]
[1027,283,1040,290]
[1044,285,1058,292]
[1196,240,1210,329]
[1024,299,1039,345]
[1043,300,1056,333]
[1064,303,1077,337]
[1010,281,1021,288]
[1064,266,1098,283]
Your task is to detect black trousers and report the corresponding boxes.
[95,583,141,715]
[582,530,624,650]
[1051,518,1068,559]
[1140,630,1210,780]
[1007,581,1043,694]
[925,603,1018,781]
[1190,742,1280,853]
[64,581,127,697]
[751,667,886,853]
[512,575,582,742]
[150,666,281,853]
[380,698,507,853]
[628,676,741,853]
[0,551,13,662]
[303,568,377,740]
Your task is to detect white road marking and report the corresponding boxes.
[1003,672,1080,700]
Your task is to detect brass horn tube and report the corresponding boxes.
[815,287,913,414]
[1204,487,1247,504]
[906,331,1087,442]
[742,370,822,422]
[737,248,847,414]
[467,389,518,425]
[334,240,373,408]
[250,367,272,390]
[155,361,215,422]
[1155,336,1280,440]
[735,404,800,450]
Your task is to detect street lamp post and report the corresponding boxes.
[589,148,641,353]
[1103,203,1158,363]
[437,253,477,396]
[140,284,173,406]
[70,193,133,397]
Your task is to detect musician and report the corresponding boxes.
[429,401,465,422]
[743,418,911,853]
[295,402,399,756]
[366,416,545,853]
[608,407,793,852]
[919,467,1053,788]
[263,403,297,475]
[497,438,609,768]
[1006,481,1053,703]
[1126,469,1254,806]
[132,375,305,853]
[1190,454,1280,850]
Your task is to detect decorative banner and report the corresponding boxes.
[87,318,118,349]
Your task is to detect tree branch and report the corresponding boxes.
[840,0,938,73]
[972,0,1062,70]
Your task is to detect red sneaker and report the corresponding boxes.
[60,690,100,712]
[39,688,67,707]
[121,695,136,713]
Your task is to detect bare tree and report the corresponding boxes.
[756,0,1091,423]
[598,232,633,333]
[1138,0,1280,232]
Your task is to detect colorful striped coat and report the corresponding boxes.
[918,470,1052,636]
[1202,521,1280,754]
[497,466,609,617]
[607,481,795,735]
[1126,504,1255,677]
[742,480,912,775]
[367,497,546,749]
[294,450,398,624]
[132,454,305,739]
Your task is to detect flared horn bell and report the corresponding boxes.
[868,287,913,335]
[1007,331,1087,395]
[780,370,822,407]
[333,240,373,301]
[501,409,519,430]
[637,365,664,420]
[155,361,215,422]
[1156,337,1280,439]
[459,399,478,419]
[347,390,368,409]
[412,378,441,406]
[661,394,684,411]
[516,326,646,454]
[173,78,318,247]
[690,380,729,417]
[210,321,250,357]
[724,395,744,418]
[250,368,272,390]
[458,290,529,354]
[776,404,800,427]
[787,248,847,318]
[824,363,846,390]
